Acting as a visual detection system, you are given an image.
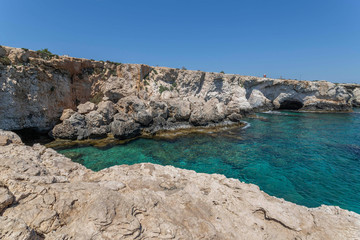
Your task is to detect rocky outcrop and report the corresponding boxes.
[1,46,359,140]
[0,141,359,239]
[341,83,360,107]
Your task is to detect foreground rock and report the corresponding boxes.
[0,142,359,239]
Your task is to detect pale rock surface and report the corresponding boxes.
[0,143,359,239]
[0,130,23,146]
[77,101,96,114]
[59,108,75,121]
[353,87,360,107]
[248,89,273,110]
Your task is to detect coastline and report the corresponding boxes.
[1,140,359,239]
[1,45,360,239]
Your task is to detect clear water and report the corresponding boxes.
[58,110,360,214]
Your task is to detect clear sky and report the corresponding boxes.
[1,0,359,83]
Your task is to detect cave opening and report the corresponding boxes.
[13,128,53,146]
[279,100,304,110]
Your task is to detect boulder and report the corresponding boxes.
[89,126,109,139]
[77,102,96,114]
[60,109,75,121]
[248,89,272,110]
[52,113,88,140]
[0,130,23,146]
[133,110,153,126]
[97,101,117,123]
[85,111,104,128]
[110,120,140,139]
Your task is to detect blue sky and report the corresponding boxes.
[1,0,359,83]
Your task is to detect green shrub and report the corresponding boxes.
[172,82,177,88]
[153,69,158,74]
[21,48,29,51]
[159,85,169,94]
[90,92,104,104]
[50,86,55,92]
[36,48,55,60]
[110,69,117,76]
[144,80,149,85]
[106,60,121,66]
[220,71,225,74]
[0,56,11,65]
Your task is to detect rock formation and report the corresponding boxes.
[0,136,359,239]
[1,46,359,140]
[1,46,360,238]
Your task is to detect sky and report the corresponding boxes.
[1,0,359,83]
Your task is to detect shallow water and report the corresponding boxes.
[58,109,360,213]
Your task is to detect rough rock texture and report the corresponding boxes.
[0,129,23,146]
[0,143,359,239]
[1,46,359,140]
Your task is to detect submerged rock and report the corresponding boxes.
[0,143,359,239]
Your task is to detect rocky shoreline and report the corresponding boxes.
[1,46,360,142]
[0,133,359,239]
[1,46,360,239]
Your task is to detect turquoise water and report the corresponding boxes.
[58,110,360,213]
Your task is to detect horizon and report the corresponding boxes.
[1,0,359,84]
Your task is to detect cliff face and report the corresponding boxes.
[1,45,359,139]
[0,139,359,239]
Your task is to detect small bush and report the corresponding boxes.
[90,92,104,104]
[50,86,55,92]
[0,56,11,65]
[170,86,174,91]
[110,69,117,76]
[153,69,158,74]
[144,80,149,85]
[21,48,29,51]
[159,85,169,94]
[181,66,187,70]
[106,60,121,66]
[36,48,55,60]
[220,71,225,74]
[172,82,177,88]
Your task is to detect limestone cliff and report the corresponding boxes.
[1,46,359,140]
[0,138,359,239]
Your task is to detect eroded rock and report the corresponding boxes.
[0,143,359,239]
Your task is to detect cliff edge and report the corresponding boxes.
[1,46,359,140]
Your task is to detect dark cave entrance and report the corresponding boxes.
[13,128,53,146]
[278,100,304,110]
